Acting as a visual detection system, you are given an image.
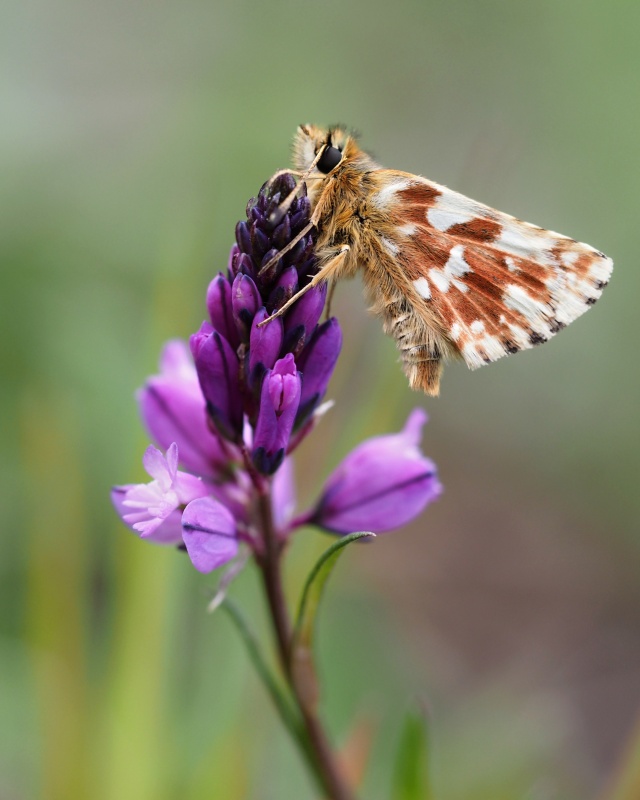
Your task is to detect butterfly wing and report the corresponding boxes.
[368,170,612,378]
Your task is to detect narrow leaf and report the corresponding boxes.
[392,708,432,800]
[220,598,302,741]
[294,531,375,651]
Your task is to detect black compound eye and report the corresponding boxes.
[317,145,342,174]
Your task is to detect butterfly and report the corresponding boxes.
[260,124,613,396]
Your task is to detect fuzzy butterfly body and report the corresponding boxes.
[277,124,613,395]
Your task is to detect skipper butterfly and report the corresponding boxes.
[260,124,613,396]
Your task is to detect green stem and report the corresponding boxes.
[254,485,358,800]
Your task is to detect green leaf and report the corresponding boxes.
[392,708,432,800]
[294,531,375,652]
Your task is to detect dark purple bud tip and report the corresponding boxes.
[284,282,327,355]
[249,308,284,384]
[235,221,252,254]
[232,273,261,340]
[272,215,291,250]
[258,248,283,284]
[252,445,285,476]
[268,266,299,311]
[251,224,270,260]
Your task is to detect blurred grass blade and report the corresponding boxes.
[294,532,375,651]
[392,708,432,800]
[600,710,640,800]
[220,597,304,744]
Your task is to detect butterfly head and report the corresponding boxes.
[293,124,362,176]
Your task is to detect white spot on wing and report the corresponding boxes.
[427,245,472,294]
[429,268,450,293]
[504,284,552,329]
[413,277,431,299]
[372,179,411,209]
[470,320,485,334]
[496,222,558,267]
[427,206,475,232]
[398,223,417,236]
[444,244,472,279]
[562,250,579,266]
[505,256,519,272]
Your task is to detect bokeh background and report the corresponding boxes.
[2,1,639,798]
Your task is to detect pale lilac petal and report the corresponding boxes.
[142,444,173,487]
[111,487,183,545]
[174,471,211,505]
[181,497,238,573]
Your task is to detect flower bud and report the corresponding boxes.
[284,282,327,355]
[206,274,237,347]
[296,318,342,423]
[232,273,261,340]
[252,354,301,474]
[249,308,284,385]
[190,327,242,442]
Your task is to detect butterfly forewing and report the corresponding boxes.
[371,172,613,370]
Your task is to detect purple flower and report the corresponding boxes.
[309,410,442,534]
[111,443,238,573]
[252,354,301,474]
[137,340,231,479]
[114,173,441,576]
[111,443,210,542]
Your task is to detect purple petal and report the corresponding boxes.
[181,497,238,573]
[312,410,442,534]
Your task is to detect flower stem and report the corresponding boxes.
[255,486,358,800]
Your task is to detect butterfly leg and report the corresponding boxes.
[258,246,350,326]
[325,278,338,320]
[257,219,316,277]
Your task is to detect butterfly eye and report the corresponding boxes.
[317,145,343,174]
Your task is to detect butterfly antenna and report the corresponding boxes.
[268,145,328,225]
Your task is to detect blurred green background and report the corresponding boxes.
[2,1,639,798]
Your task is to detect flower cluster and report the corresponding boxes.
[112,176,442,573]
